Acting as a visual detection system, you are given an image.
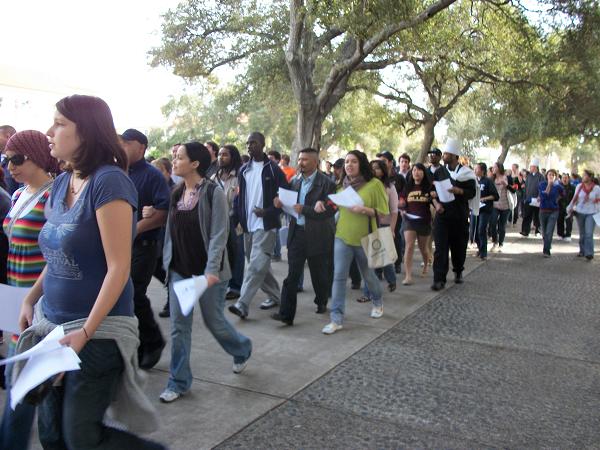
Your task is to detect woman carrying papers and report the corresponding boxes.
[398,163,433,285]
[160,142,251,403]
[1,130,59,450]
[322,151,389,335]
[538,169,564,257]
[18,95,164,449]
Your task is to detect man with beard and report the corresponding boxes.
[431,139,477,291]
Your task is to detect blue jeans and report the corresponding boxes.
[477,211,492,257]
[490,208,510,246]
[540,210,559,254]
[576,213,596,257]
[273,229,282,257]
[38,339,164,449]
[228,221,245,294]
[168,271,252,393]
[0,341,35,450]
[331,238,382,325]
[365,265,395,298]
[469,212,478,244]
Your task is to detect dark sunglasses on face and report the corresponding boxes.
[6,154,28,166]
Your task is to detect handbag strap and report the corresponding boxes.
[6,181,53,242]
[367,210,380,234]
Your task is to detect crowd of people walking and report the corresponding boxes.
[0,94,598,449]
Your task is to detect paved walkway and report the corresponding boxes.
[2,225,598,449]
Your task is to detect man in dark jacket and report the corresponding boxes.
[520,158,545,237]
[431,139,477,291]
[271,148,336,325]
[229,132,288,319]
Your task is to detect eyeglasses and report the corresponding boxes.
[5,154,28,166]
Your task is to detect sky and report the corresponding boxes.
[0,0,187,135]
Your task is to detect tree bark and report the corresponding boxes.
[417,119,436,163]
[498,138,511,164]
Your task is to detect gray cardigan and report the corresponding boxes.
[162,180,231,282]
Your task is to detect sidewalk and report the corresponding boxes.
[216,229,600,449]
[2,226,598,448]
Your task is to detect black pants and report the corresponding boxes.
[394,215,404,267]
[521,204,540,235]
[278,229,332,321]
[433,213,469,283]
[557,208,573,238]
[132,241,164,354]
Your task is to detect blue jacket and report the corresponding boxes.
[234,154,288,232]
[539,181,564,211]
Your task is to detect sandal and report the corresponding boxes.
[402,278,413,286]
[356,296,371,303]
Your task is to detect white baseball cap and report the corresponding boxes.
[530,158,540,167]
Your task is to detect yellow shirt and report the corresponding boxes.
[335,178,390,246]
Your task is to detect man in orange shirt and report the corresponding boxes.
[280,154,296,182]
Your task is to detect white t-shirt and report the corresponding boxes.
[244,160,265,232]
[6,188,43,219]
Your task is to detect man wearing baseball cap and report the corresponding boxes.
[520,157,545,237]
[120,128,171,369]
[430,138,477,291]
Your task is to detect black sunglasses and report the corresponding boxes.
[5,154,28,166]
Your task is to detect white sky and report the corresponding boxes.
[0,0,186,134]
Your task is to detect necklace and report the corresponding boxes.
[70,173,88,196]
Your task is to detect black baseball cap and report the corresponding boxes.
[376,151,394,162]
[427,147,442,155]
[120,129,148,147]
[333,158,345,169]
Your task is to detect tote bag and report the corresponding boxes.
[360,217,398,269]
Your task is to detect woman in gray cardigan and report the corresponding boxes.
[159,142,252,403]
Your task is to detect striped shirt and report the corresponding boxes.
[2,186,51,287]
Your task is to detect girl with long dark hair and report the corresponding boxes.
[160,142,252,403]
[399,163,433,284]
[323,150,389,334]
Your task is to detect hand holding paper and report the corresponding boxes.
[278,188,300,219]
[434,179,455,203]
[173,275,209,316]
[328,186,364,208]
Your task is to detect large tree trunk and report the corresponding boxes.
[291,103,322,164]
[498,138,511,164]
[416,119,436,163]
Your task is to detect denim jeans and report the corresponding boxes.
[168,271,252,393]
[477,211,492,258]
[469,212,478,244]
[331,238,382,325]
[38,339,164,450]
[228,219,245,294]
[490,208,510,246]
[365,265,395,298]
[0,341,35,450]
[576,213,596,257]
[540,210,559,254]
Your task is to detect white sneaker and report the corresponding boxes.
[370,306,383,319]
[159,389,182,403]
[259,298,278,310]
[322,322,343,334]
[497,245,503,253]
[564,237,571,242]
[491,243,498,252]
[233,359,248,374]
